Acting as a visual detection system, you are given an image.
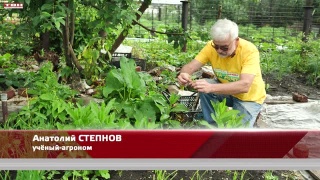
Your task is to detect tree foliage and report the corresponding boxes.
[6,0,152,77]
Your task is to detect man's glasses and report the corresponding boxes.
[211,41,231,51]
[211,39,236,52]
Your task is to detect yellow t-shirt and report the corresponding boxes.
[195,38,266,104]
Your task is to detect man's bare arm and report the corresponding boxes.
[178,59,204,85]
[180,59,204,74]
[192,73,255,95]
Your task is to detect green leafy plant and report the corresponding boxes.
[59,99,124,130]
[159,69,178,87]
[0,71,31,90]
[16,170,47,180]
[102,57,187,128]
[5,92,72,130]
[127,39,199,67]
[59,170,110,180]
[65,102,96,129]
[103,57,147,101]
[95,170,111,179]
[263,171,279,180]
[77,37,111,81]
[4,62,77,129]
[190,170,209,180]
[225,170,247,180]
[0,170,11,180]
[232,170,247,180]
[44,170,61,180]
[0,22,33,55]
[0,53,13,68]
[24,62,77,99]
[59,66,74,83]
[210,99,247,128]
[153,170,178,180]
[166,27,189,49]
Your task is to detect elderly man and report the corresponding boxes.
[177,18,266,127]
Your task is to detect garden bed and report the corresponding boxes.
[0,170,307,180]
[100,170,305,180]
[0,65,318,180]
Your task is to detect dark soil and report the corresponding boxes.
[264,73,320,99]
[109,170,302,180]
[1,170,304,180]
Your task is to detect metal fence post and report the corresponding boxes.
[1,93,8,122]
[303,0,314,42]
[181,0,189,52]
[158,6,161,21]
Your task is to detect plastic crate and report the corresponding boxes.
[112,45,133,58]
[112,52,132,58]
[162,91,199,111]
[171,111,203,122]
[162,91,203,123]
[132,58,146,71]
[162,91,202,122]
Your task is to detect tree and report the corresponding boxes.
[11,0,152,78]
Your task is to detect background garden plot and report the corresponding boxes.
[261,95,320,129]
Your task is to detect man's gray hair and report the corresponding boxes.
[210,18,239,41]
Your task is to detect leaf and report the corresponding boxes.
[104,98,116,114]
[25,0,30,5]
[134,99,158,123]
[210,99,246,128]
[121,58,147,95]
[40,93,53,101]
[110,69,125,83]
[169,94,180,105]
[117,119,134,129]
[57,102,65,114]
[66,107,78,121]
[134,116,148,129]
[58,112,67,122]
[92,49,100,61]
[152,95,169,114]
[52,100,59,112]
[52,108,58,118]
[147,122,160,129]
[34,112,47,120]
[98,170,110,179]
[160,114,170,121]
[171,104,188,112]
[32,16,41,26]
[41,3,53,11]
[1,53,12,60]
[40,12,51,19]
[167,120,182,128]
[198,120,214,128]
[122,101,137,119]
[82,47,89,59]
[103,71,124,98]
[119,57,136,89]
[54,21,60,30]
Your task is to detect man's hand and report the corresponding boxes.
[177,59,204,87]
[177,73,192,86]
[191,79,213,93]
